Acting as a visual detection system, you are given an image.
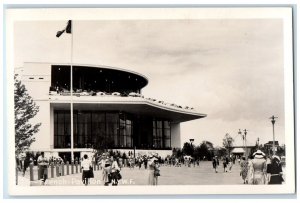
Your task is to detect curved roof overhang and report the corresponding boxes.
[49,96,206,123]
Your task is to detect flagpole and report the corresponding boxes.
[70,21,74,162]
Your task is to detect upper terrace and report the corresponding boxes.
[50,64,148,95]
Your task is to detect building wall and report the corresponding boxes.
[29,101,51,152]
[171,123,181,148]
[21,63,51,100]
[19,63,190,155]
[21,63,52,152]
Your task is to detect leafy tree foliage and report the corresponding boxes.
[203,140,214,150]
[193,141,213,160]
[182,142,194,156]
[15,75,41,154]
[181,140,215,160]
[172,147,183,158]
[222,133,234,155]
[215,147,227,157]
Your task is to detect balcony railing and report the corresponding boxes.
[49,88,196,112]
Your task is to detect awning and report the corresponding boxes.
[231,148,245,154]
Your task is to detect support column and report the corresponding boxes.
[171,123,181,148]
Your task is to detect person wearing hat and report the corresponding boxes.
[22,152,31,177]
[111,155,121,186]
[148,153,159,185]
[81,154,92,186]
[250,150,267,184]
[37,152,49,185]
[103,154,112,186]
[239,156,248,184]
[267,155,284,184]
[228,155,233,173]
[212,156,218,173]
[246,155,254,184]
[57,157,64,176]
[98,153,106,181]
[143,155,148,169]
[222,156,228,172]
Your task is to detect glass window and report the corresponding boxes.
[54,111,71,149]
[164,121,170,129]
[106,113,119,148]
[153,120,162,149]
[51,66,71,91]
[152,119,171,149]
[125,123,132,147]
[119,115,133,148]
[91,112,105,149]
[157,120,162,128]
[163,121,171,148]
[55,110,134,150]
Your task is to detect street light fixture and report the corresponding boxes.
[238,129,248,158]
[244,129,248,158]
[189,138,194,157]
[238,129,244,156]
[269,115,278,155]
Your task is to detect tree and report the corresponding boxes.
[276,145,286,157]
[182,142,194,156]
[215,147,227,157]
[199,141,213,160]
[15,75,41,155]
[192,141,215,160]
[222,133,234,156]
[202,140,214,150]
[172,148,183,158]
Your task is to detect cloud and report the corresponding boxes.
[14,19,285,146]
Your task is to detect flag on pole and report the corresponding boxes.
[56,20,72,37]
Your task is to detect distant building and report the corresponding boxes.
[264,141,280,147]
[264,141,280,154]
[230,136,256,157]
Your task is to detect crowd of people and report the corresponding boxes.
[16,150,162,186]
[78,151,161,186]
[240,150,284,185]
[211,150,284,185]
[211,155,234,173]
[16,149,284,186]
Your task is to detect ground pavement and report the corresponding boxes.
[28,161,249,186]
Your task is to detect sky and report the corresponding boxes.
[14,19,285,147]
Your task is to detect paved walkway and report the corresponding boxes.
[28,161,248,186]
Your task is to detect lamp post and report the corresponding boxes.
[56,20,74,161]
[189,139,194,146]
[257,137,260,149]
[244,129,248,158]
[189,139,194,157]
[269,115,278,155]
[238,129,244,157]
[238,129,248,158]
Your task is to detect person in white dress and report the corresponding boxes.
[111,156,121,186]
[81,154,92,186]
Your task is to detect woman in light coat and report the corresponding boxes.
[250,150,267,184]
[148,153,159,185]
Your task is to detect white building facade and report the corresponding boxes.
[18,62,206,161]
